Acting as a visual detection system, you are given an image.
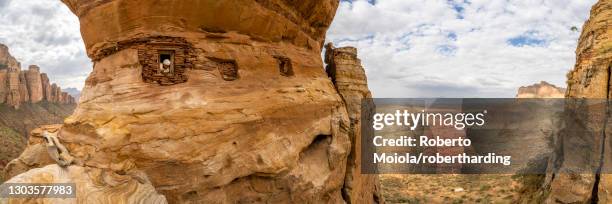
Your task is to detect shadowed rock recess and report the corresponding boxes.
[1,0,383,203]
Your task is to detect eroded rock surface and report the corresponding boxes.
[2,164,167,204]
[0,44,20,70]
[0,44,76,108]
[516,81,566,98]
[4,0,382,203]
[544,0,612,203]
[325,44,383,204]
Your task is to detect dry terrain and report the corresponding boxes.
[381,174,520,204]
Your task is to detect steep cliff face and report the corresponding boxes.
[516,81,566,98]
[545,0,612,203]
[3,0,381,203]
[25,65,43,103]
[0,44,76,108]
[325,44,383,204]
[566,0,612,99]
[0,44,20,70]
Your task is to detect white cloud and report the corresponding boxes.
[0,0,597,97]
[0,0,90,90]
[328,0,596,97]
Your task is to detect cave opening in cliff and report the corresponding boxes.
[218,61,238,81]
[158,50,175,75]
[138,37,191,85]
[207,57,238,81]
[274,56,294,77]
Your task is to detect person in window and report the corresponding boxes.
[159,59,172,74]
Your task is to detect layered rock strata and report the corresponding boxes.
[0,44,76,108]
[516,81,566,98]
[545,0,612,203]
[3,0,382,203]
[3,125,167,203]
[325,44,383,203]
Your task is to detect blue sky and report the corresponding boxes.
[327,0,597,97]
[0,0,598,98]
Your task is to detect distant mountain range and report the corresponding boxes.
[516,81,566,98]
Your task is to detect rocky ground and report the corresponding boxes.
[0,102,75,182]
[381,174,520,204]
[0,102,75,136]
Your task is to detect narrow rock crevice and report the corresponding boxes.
[592,63,612,202]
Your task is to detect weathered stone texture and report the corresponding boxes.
[325,43,384,204]
[0,44,20,70]
[41,73,52,101]
[25,65,44,102]
[566,0,612,99]
[0,69,7,104]
[3,0,383,203]
[545,0,612,203]
[7,67,21,108]
[18,72,29,103]
[2,126,167,204]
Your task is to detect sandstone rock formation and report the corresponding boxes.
[0,48,77,174]
[325,44,383,204]
[3,0,382,203]
[0,44,20,70]
[2,126,167,204]
[25,65,43,103]
[41,73,52,102]
[0,44,76,108]
[3,164,167,204]
[516,81,566,98]
[544,0,612,203]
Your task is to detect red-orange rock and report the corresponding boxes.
[25,65,43,102]
[325,44,384,204]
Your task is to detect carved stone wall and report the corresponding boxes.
[137,37,194,85]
